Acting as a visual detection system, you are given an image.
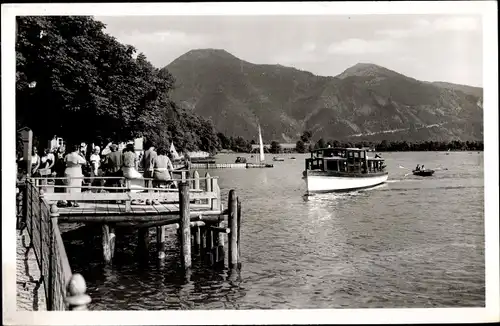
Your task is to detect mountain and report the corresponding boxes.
[163,49,483,143]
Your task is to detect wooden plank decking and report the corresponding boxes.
[54,201,217,216]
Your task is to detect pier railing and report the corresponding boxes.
[23,179,91,310]
[30,170,221,213]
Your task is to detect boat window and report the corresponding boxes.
[360,151,365,159]
[354,152,359,158]
[326,160,338,171]
[348,152,353,158]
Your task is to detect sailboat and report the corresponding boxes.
[258,124,265,163]
[247,124,273,168]
[170,142,182,161]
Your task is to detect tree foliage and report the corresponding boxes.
[300,130,312,143]
[16,16,220,153]
[295,140,306,153]
[269,141,282,154]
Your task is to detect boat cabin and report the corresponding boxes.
[305,147,386,174]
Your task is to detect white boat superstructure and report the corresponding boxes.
[303,147,388,194]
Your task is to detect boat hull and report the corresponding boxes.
[305,172,388,194]
[412,170,435,177]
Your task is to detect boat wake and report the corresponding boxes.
[303,192,359,202]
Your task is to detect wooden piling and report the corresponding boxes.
[193,171,200,204]
[228,190,238,267]
[237,197,242,264]
[194,225,201,253]
[205,227,213,265]
[179,182,191,270]
[101,224,114,264]
[156,226,166,259]
[110,226,116,260]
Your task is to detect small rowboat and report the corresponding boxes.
[412,169,435,177]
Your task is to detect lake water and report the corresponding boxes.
[64,151,485,309]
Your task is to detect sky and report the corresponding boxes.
[98,15,480,87]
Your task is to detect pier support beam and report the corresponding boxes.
[228,190,239,268]
[179,182,191,270]
[212,217,225,266]
[102,224,115,264]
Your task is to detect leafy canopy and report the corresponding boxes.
[16,16,220,153]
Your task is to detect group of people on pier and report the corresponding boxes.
[18,140,179,207]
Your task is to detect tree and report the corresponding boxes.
[269,141,282,154]
[16,16,221,154]
[295,140,306,153]
[314,138,326,149]
[300,130,312,143]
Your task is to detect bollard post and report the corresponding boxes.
[210,178,219,210]
[204,172,211,206]
[179,182,191,270]
[228,190,238,267]
[66,274,92,310]
[193,170,200,190]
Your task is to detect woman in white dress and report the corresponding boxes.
[31,146,40,176]
[63,143,87,207]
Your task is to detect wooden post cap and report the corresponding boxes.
[50,203,59,214]
[66,273,91,309]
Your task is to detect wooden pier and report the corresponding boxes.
[173,162,273,169]
[31,170,242,269]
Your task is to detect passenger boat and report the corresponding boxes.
[272,157,285,162]
[412,169,435,177]
[303,147,388,194]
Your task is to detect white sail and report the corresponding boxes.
[258,124,265,162]
[170,142,181,161]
